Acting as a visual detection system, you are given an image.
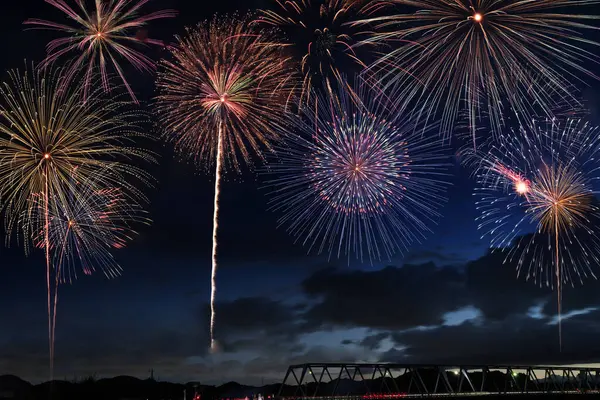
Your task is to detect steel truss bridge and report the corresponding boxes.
[277,363,600,398]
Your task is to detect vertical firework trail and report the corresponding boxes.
[210,121,224,352]
[51,228,67,380]
[44,160,54,378]
[555,210,561,351]
[43,153,61,379]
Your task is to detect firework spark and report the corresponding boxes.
[256,0,389,103]
[359,0,600,144]
[30,172,150,283]
[155,16,296,351]
[0,65,154,376]
[25,0,177,103]
[464,118,600,349]
[266,81,450,262]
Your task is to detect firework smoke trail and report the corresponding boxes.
[255,0,390,104]
[155,16,296,350]
[0,65,154,375]
[463,118,600,349]
[24,0,177,103]
[356,0,600,144]
[210,122,224,352]
[265,80,451,262]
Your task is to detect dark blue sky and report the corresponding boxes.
[1,0,600,386]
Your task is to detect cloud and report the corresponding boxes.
[301,263,468,331]
[199,296,309,356]
[403,249,467,266]
[359,332,391,351]
[300,239,600,335]
[211,297,294,333]
[463,248,548,320]
[384,309,600,365]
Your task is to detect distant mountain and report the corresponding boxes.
[0,374,283,400]
[0,374,251,400]
[0,375,34,399]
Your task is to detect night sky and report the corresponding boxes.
[2,0,600,386]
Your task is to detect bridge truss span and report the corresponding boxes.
[277,363,600,398]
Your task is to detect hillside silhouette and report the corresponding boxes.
[0,374,281,400]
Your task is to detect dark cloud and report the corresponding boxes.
[300,240,600,333]
[305,240,600,366]
[301,263,467,331]
[359,333,390,351]
[212,297,293,331]
[463,248,547,320]
[465,240,600,320]
[384,309,600,365]
[202,297,307,354]
[542,279,600,316]
[403,249,467,266]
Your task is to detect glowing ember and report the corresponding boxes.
[515,180,529,194]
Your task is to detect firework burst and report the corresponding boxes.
[30,172,150,283]
[266,81,451,262]
[155,15,296,352]
[25,0,177,103]
[0,65,154,376]
[359,0,600,145]
[256,0,389,103]
[464,118,600,349]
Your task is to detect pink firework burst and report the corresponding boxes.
[25,0,177,103]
